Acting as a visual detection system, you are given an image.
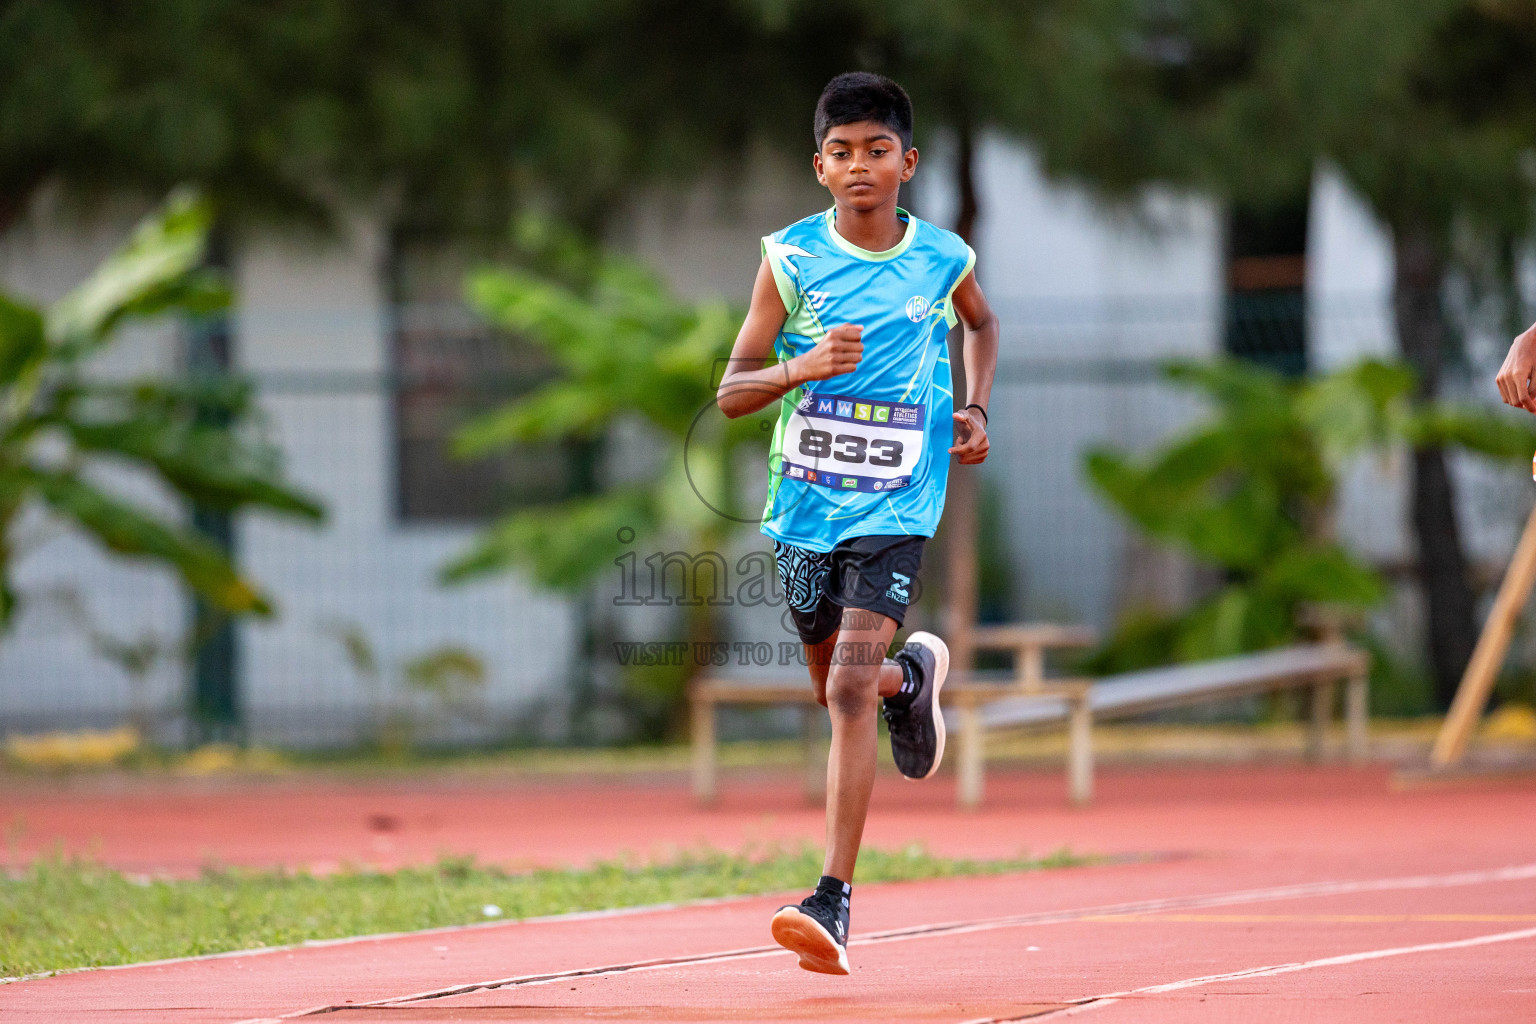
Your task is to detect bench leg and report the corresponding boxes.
[1346,673,1369,763]
[1307,681,1335,762]
[1068,697,1093,806]
[801,703,825,803]
[691,698,717,805]
[958,704,984,810]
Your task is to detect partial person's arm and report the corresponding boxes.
[947,270,998,465]
[1496,322,1536,413]
[716,258,864,419]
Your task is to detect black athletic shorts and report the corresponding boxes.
[772,534,926,646]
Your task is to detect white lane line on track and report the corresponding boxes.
[239,861,1536,1021]
[966,926,1536,1023]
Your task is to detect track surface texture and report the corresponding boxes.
[4,763,1535,1022]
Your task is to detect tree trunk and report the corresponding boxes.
[1392,224,1478,709]
[943,122,980,673]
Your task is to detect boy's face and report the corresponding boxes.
[813,120,917,211]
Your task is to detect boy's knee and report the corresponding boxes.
[826,663,878,718]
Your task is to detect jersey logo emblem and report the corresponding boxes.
[905,295,930,322]
[887,571,911,604]
[779,243,819,260]
[805,290,830,309]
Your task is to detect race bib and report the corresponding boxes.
[777,392,925,493]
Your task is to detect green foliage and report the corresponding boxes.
[0,3,871,235]
[1359,632,1438,717]
[1084,358,1536,671]
[1002,0,1536,702]
[1008,0,1536,242]
[0,845,1086,978]
[444,224,777,737]
[443,222,763,590]
[0,192,322,630]
[321,620,486,753]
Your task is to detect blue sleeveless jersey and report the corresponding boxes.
[759,207,975,552]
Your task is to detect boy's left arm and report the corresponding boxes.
[948,270,998,465]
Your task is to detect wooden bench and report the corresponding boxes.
[949,643,1372,808]
[689,623,1096,805]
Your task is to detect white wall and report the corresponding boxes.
[618,146,829,304]
[234,215,579,744]
[1306,164,1413,570]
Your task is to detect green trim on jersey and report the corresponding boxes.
[937,245,977,328]
[822,206,919,262]
[762,383,802,522]
[761,238,800,319]
[762,238,829,340]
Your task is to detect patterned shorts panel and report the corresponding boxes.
[771,535,926,645]
[773,541,841,646]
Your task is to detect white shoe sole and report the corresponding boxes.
[902,630,949,780]
[770,906,850,975]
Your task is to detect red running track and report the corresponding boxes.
[3,764,1535,1021]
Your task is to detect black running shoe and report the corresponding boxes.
[883,631,950,780]
[770,885,850,975]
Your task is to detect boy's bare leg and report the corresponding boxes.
[817,608,901,882]
[804,629,904,707]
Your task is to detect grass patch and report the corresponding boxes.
[1,845,1085,979]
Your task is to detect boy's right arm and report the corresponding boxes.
[716,259,862,419]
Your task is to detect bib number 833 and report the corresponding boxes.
[798,428,903,467]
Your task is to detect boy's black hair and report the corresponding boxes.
[814,72,914,152]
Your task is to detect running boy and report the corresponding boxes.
[715,72,998,975]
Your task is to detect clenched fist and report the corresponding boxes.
[1497,322,1536,414]
[797,324,863,381]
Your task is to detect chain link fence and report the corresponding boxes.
[1,298,1529,746]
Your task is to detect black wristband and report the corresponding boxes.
[965,403,988,425]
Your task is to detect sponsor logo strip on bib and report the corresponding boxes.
[780,392,924,493]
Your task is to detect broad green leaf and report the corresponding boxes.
[1164,358,1290,418]
[0,294,46,386]
[1178,476,1290,569]
[47,189,224,351]
[453,383,611,456]
[1405,404,1536,460]
[61,418,323,519]
[319,619,379,679]
[0,568,14,630]
[1146,429,1245,491]
[403,647,485,695]
[466,269,613,374]
[441,489,656,587]
[24,469,271,615]
[1255,544,1385,606]
[1297,360,1415,465]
